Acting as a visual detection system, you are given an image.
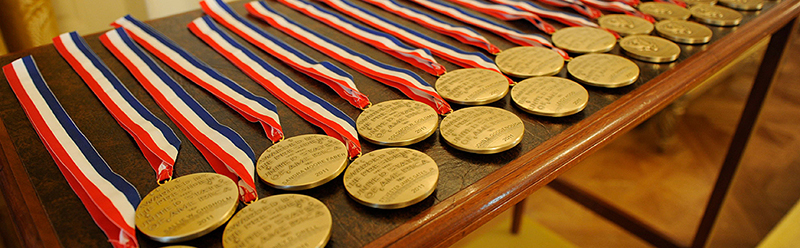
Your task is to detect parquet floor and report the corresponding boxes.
[453,21,800,248]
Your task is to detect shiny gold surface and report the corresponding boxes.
[136,173,238,243]
[719,0,764,10]
[343,148,439,209]
[256,134,348,190]
[638,2,692,20]
[619,35,681,63]
[551,27,617,54]
[439,107,525,154]
[223,194,332,248]
[511,76,589,117]
[598,14,655,37]
[567,54,640,88]
[655,20,713,44]
[356,100,439,146]
[495,46,564,77]
[690,5,743,26]
[682,0,718,5]
[435,68,509,105]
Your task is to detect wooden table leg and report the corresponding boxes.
[511,198,526,234]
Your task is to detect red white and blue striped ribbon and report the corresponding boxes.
[612,0,641,7]
[360,0,500,54]
[579,0,655,22]
[100,27,259,203]
[410,0,570,60]
[246,1,453,115]
[489,0,599,28]
[653,0,687,7]
[448,0,557,34]
[536,0,603,19]
[4,56,140,248]
[111,15,284,143]
[309,0,509,81]
[53,32,181,183]
[271,0,445,76]
[198,0,370,109]
[188,17,362,158]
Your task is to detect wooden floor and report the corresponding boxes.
[453,22,800,248]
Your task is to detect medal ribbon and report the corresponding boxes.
[489,0,599,28]
[613,0,642,7]
[53,32,181,182]
[188,17,362,158]
[110,15,284,143]
[198,0,370,109]
[101,27,259,203]
[535,0,603,19]
[653,0,687,7]
[448,0,557,34]
[410,0,570,60]
[307,0,509,80]
[4,56,140,248]
[360,0,500,54]
[271,0,445,76]
[579,0,656,22]
[246,1,453,114]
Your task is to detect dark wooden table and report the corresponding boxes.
[1,0,798,247]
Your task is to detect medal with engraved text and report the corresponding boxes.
[690,5,743,26]
[620,35,681,63]
[495,47,564,78]
[552,27,617,54]
[343,148,439,209]
[655,20,713,44]
[223,194,333,248]
[598,14,655,37]
[512,77,589,117]
[357,100,439,146]
[682,0,717,5]
[136,173,239,243]
[638,2,692,21]
[568,54,640,88]
[719,0,763,11]
[439,107,525,154]
[256,134,348,190]
[435,68,509,105]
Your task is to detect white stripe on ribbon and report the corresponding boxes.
[537,0,603,18]
[579,0,655,22]
[489,0,600,27]
[448,0,557,34]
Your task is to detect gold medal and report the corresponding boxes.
[551,27,617,54]
[356,100,439,146]
[495,46,564,78]
[682,0,718,5]
[567,53,640,88]
[439,107,524,154]
[719,0,764,10]
[598,14,655,37]
[655,20,713,44]
[511,76,588,117]
[638,2,692,21]
[435,68,509,105]
[223,194,332,248]
[256,134,348,190]
[619,35,681,63]
[343,148,438,209]
[690,5,743,26]
[136,173,239,243]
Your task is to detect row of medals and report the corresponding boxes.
[133,0,754,247]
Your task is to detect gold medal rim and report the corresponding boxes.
[495,47,565,78]
[511,77,589,117]
[718,0,764,10]
[356,100,439,146]
[598,14,656,37]
[654,20,713,44]
[256,134,348,191]
[639,2,692,20]
[690,5,743,26]
[136,173,239,243]
[222,194,333,248]
[682,0,718,5]
[552,27,617,54]
[439,107,525,154]
[343,148,439,209]
[434,68,510,105]
[619,35,681,63]
[567,54,640,88]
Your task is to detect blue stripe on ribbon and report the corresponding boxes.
[68,32,182,149]
[423,0,552,41]
[22,56,141,207]
[201,16,356,128]
[113,28,256,163]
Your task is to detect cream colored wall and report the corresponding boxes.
[145,0,236,19]
[50,0,147,34]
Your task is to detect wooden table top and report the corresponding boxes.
[1,0,798,247]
